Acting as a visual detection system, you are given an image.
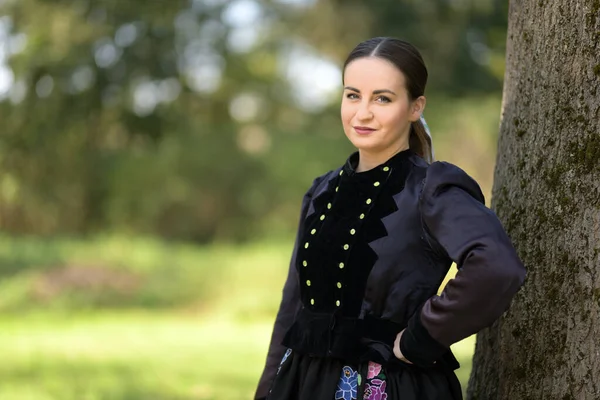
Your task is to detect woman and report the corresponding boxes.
[255,37,526,400]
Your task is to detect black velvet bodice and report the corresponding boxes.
[283,149,416,363]
[296,149,413,316]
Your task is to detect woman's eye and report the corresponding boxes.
[346,93,359,99]
[376,96,391,103]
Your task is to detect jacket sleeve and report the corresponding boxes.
[254,172,329,400]
[399,161,526,367]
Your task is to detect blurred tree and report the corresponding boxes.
[467,0,600,398]
[281,0,509,95]
[0,0,270,241]
[0,0,510,242]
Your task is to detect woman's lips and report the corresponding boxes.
[354,126,376,135]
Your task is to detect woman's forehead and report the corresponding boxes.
[343,57,406,90]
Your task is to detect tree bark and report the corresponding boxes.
[467,0,600,399]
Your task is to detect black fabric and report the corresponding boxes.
[295,149,412,316]
[282,149,414,364]
[281,307,409,364]
[399,306,449,368]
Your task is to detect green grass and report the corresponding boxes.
[0,235,475,399]
[0,234,290,316]
[0,313,270,399]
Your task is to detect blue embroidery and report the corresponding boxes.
[335,366,358,400]
[277,348,292,374]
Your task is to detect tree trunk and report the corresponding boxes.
[467,0,600,399]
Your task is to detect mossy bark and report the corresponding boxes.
[466,0,600,399]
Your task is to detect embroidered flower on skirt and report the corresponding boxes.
[335,366,358,400]
[367,362,381,379]
[335,361,388,400]
[364,361,388,400]
[364,379,387,400]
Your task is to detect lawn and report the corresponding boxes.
[0,313,268,399]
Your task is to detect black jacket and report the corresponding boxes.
[255,149,526,399]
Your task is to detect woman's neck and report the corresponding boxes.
[356,144,410,173]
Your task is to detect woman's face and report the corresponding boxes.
[341,57,425,153]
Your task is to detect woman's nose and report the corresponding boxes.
[356,102,373,120]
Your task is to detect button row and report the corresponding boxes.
[308,298,342,307]
[302,259,346,269]
[305,280,341,289]
[303,166,389,310]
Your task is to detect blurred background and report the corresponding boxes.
[0,0,507,398]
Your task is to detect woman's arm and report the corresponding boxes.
[254,172,329,400]
[398,161,527,367]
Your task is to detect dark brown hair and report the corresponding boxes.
[342,37,432,163]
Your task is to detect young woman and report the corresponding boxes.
[255,37,526,400]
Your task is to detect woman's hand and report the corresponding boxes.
[393,329,413,364]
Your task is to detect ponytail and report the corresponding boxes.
[409,118,433,164]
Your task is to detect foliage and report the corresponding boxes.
[0,0,506,242]
[0,235,295,318]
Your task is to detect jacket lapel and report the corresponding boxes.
[305,168,341,220]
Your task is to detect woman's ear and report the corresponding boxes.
[410,96,426,122]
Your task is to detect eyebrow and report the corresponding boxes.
[343,86,397,96]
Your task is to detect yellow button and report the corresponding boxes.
[337,282,342,288]
[311,229,316,235]
[339,170,343,176]
[320,214,325,221]
[336,300,341,307]
[302,260,307,267]
[366,198,372,204]
[359,213,365,219]
[374,181,380,187]
[335,186,339,192]
[350,229,356,235]
[339,262,345,269]
[343,244,349,250]
[327,203,332,209]
[310,298,315,305]
[306,280,311,286]
[305,242,309,248]
[383,166,390,172]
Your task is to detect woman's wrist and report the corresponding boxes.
[393,329,413,364]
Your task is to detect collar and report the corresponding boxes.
[342,148,414,178]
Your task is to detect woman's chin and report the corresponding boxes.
[348,137,384,151]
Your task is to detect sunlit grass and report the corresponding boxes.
[0,313,268,399]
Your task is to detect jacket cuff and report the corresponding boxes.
[399,309,448,367]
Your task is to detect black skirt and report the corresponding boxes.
[266,349,462,400]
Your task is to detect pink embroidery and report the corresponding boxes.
[364,381,387,400]
[364,362,387,400]
[367,361,382,379]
